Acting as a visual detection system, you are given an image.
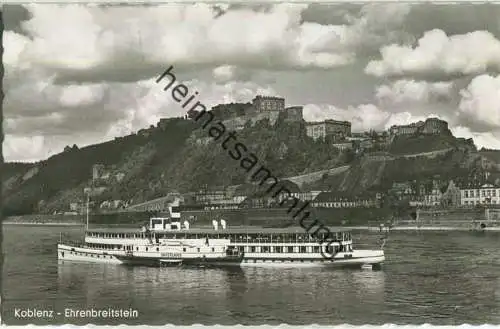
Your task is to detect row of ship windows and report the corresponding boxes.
[86,233,352,242]
[61,251,111,259]
[60,252,347,262]
[239,245,352,253]
[61,252,351,260]
[240,259,343,263]
[88,244,352,253]
[87,233,148,239]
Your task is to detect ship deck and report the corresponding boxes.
[84,226,353,243]
[85,226,352,234]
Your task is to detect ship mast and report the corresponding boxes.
[86,164,95,231]
[86,192,90,230]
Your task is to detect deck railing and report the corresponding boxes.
[59,240,86,248]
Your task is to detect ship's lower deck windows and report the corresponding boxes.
[85,243,122,251]
[234,245,341,253]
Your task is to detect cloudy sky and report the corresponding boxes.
[4,3,500,162]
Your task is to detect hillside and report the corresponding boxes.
[302,149,475,193]
[1,108,490,216]
[3,133,154,215]
[479,148,500,163]
[389,134,459,155]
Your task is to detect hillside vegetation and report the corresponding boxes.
[2,108,490,215]
[389,134,457,155]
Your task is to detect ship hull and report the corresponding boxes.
[57,244,384,269]
[115,255,244,267]
[57,244,123,264]
[238,250,384,269]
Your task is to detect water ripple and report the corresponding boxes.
[2,226,500,325]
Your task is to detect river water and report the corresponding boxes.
[2,225,500,325]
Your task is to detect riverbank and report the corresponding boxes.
[2,212,149,226]
[341,226,490,232]
[3,221,498,233]
[3,221,84,226]
[4,211,499,232]
[378,226,495,232]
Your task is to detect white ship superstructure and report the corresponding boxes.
[58,204,385,269]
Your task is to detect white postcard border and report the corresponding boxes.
[2,0,500,327]
[2,0,500,4]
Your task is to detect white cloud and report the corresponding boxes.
[15,3,363,80]
[186,80,278,107]
[3,31,31,69]
[12,3,417,83]
[6,3,500,162]
[6,3,396,162]
[358,3,411,28]
[4,71,119,131]
[3,135,48,163]
[148,76,279,122]
[384,112,430,128]
[347,3,413,49]
[458,74,500,129]
[303,102,443,133]
[213,65,237,83]
[375,80,453,104]
[22,5,107,71]
[451,126,500,150]
[59,84,106,107]
[211,65,253,83]
[303,103,390,132]
[366,29,500,78]
[3,72,279,162]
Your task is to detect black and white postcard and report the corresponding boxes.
[2,2,500,326]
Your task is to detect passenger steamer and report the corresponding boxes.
[58,207,386,269]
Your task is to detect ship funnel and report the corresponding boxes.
[167,197,182,219]
[169,205,181,219]
[220,219,227,230]
[183,220,190,230]
[212,219,218,231]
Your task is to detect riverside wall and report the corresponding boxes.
[3,212,151,226]
[5,207,498,229]
[3,208,391,227]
